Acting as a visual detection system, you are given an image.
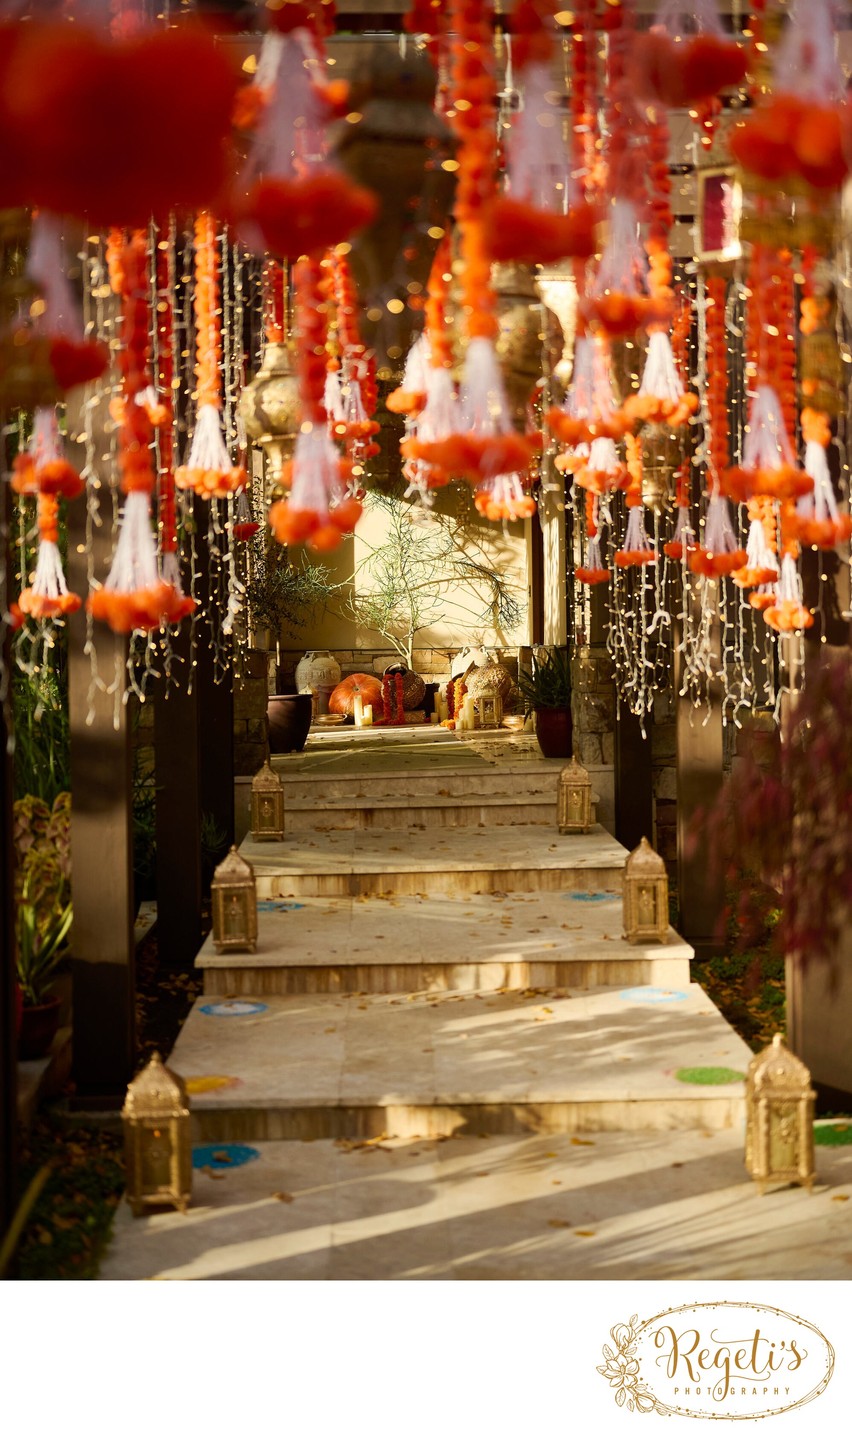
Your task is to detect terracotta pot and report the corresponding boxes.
[267,693,313,754]
[19,996,61,1061]
[534,706,573,759]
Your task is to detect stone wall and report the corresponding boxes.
[234,650,271,776]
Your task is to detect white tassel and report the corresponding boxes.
[418,364,459,443]
[506,61,574,211]
[778,552,804,605]
[32,540,71,603]
[744,515,779,575]
[290,426,345,513]
[587,435,620,473]
[324,368,345,423]
[183,403,232,474]
[242,30,323,186]
[704,494,739,555]
[801,439,838,522]
[623,506,653,553]
[592,200,646,298]
[26,213,84,340]
[459,336,513,436]
[774,0,843,103]
[401,333,431,393]
[638,329,685,404]
[104,491,160,595]
[652,0,728,40]
[742,385,795,471]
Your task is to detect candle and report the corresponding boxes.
[353,693,364,727]
[463,695,475,730]
[430,712,439,725]
[363,704,373,726]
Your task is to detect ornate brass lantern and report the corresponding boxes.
[236,339,300,497]
[211,846,258,953]
[477,689,503,730]
[121,1052,192,1217]
[558,756,593,835]
[250,760,285,842]
[745,1034,816,1196]
[622,836,669,945]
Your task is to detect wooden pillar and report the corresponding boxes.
[673,586,724,957]
[197,546,235,855]
[0,472,19,1240]
[614,701,654,852]
[154,624,203,968]
[65,402,136,1101]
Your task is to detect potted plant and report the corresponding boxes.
[517,646,573,758]
[14,794,73,1060]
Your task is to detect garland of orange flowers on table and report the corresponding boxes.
[268,255,361,551]
[88,230,192,632]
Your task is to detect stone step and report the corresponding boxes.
[282,792,566,831]
[197,891,691,996]
[271,763,569,804]
[242,824,627,898]
[171,984,750,1142]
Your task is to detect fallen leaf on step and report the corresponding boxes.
[324,1026,337,1033]
[273,1192,294,1203]
[574,1230,596,1238]
[832,1194,850,1202]
[552,1180,562,1186]
[212,1151,233,1163]
[542,1006,553,1014]
[547,1219,572,1229]
[571,1137,595,1146]
[200,1166,227,1180]
[671,1162,683,1168]
[545,1152,558,1158]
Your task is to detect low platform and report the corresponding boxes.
[242,824,627,899]
[197,891,691,996]
[171,983,750,1142]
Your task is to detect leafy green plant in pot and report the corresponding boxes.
[14,794,73,1059]
[517,647,573,758]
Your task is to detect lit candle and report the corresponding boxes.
[363,704,373,726]
[353,693,364,727]
[430,711,440,725]
[463,695,475,730]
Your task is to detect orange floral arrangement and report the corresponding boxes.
[175,214,247,499]
[614,434,656,567]
[632,0,747,109]
[17,492,81,621]
[89,230,193,633]
[268,255,361,551]
[575,491,610,584]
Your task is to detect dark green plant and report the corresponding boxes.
[200,811,229,891]
[12,671,71,805]
[244,540,334,636]
[517,647,572,712]
[13,794,72,1007]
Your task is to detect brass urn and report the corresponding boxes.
[493,262,564,429]
[237,341,301,497]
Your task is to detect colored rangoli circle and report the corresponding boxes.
[563,891,614,903]
[185,1075,241,1095]
[814,1122,852,1147]
[675,1066,746,1086]
[192,1143,260,1171]
[618,987,688,1004]
[257,900,305,912]
[198,1001,268,1017]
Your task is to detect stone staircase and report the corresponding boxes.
[173,729,751,1144]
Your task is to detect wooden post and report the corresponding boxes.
[153,623,203,968]
[673,586,725,957]
[614,702,654,852]
[65,397,136,1102]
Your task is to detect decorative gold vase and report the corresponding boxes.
[493,263,564,429]
[237,341,301,496]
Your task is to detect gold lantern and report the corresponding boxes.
[236,338,301,497]
[211,846,258,954]
[622,836,669,945]
[477,689,503,730]
[558,756,593,835]
[121,1052,192,1217]
[251,760,285,842]
[745,1034,816,1196]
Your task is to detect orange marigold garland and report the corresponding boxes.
[632,0,747,109]
[615,434,656,567]
[268,255,361,551]
[175,213,247,500]
[730,0,849,193]
[17,491,81,621]
[794,276,851,550]
[325,250,380,470]
[89,230,192,633]
[575,491,610,585]
[233,22,375,257]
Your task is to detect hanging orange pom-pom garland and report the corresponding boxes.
[632,0,748,110]
[688,271,746,578]
[794,271,851,550]
[615,432,656,567]
[730,0,850,194]
[17,489,82,621]
[576,490,611,585]
[175,213,247,500]
[268,255,361,551]
[325,250,379,471]
[89,230,193,633]
[233,18,376,258]
[484,1,599,265]
[13,407,84,621]
[403,0,540,494]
